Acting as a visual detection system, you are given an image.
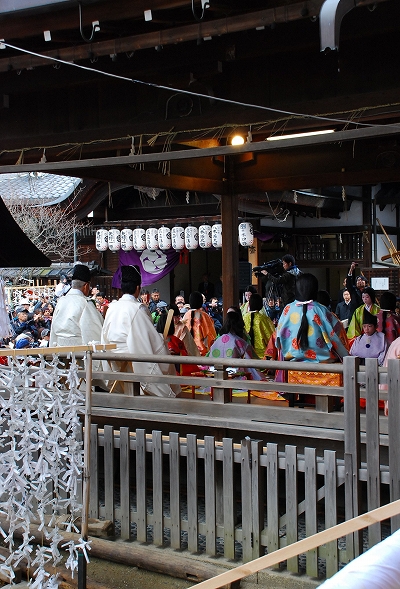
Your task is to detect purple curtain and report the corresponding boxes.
[112,248,180,288]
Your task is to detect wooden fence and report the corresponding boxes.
[79,353,400,580]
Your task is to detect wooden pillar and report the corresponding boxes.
[362,185,372,267]
[248,238,262,290]
[221,157,239,311]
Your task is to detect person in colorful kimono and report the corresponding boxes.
[276,273,349,364]
[376,291,400,346]
[243,294,275,359]
[350,310,387,366]
[347,287,380,341]
[182,291,217,356]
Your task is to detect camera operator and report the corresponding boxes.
[259,254,301,308]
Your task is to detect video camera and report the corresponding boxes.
[253,259,284,278]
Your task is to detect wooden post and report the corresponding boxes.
[241,438,252,563]
[365,358,381,546]
[221,156,239,312]
[79,350,92,589]
[120,427,131,540]
[387,359,400,532]
[212,364,230,403]
[343,355,362,557]
[251,440,264,559]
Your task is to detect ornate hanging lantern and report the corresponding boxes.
[212,223,222,249]
[198,224,212,249]
[158,226,172,251]
[133,227,146,251]
[95,228,108,252]
[108,228,121,252]
[121,228,134,251]
[238,222,254,247]
[146,226,159,251]
[171,225,185,251]
[185,225,199,251]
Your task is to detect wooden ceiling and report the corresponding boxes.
[0,0,400,206]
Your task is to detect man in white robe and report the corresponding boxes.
[101,264,179,397]
[50,263,103,347]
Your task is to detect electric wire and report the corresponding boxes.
[3,42,400,132]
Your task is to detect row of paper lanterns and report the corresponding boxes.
[95,222,254,252]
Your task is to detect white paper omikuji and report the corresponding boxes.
[0,352,86,587]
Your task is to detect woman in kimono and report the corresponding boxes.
[376,291,400,346]
[275,273,349,403]
[347,287,380,341]
[183,291,217,356]
[208,310,264,381]
[350,310,387,366]
[243,294,274,359]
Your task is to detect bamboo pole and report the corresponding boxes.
[189,499,400,589]
[377,218,400,264]
[0,344,116,357]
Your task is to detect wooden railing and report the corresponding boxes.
[78,353,400,580]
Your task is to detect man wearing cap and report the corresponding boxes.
[101,265,179,397]
[50,263,103,347]
[12,308,39,340]
[151,300,168,325]
[17,298,34,319]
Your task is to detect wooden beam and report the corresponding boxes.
[0,2,325,72]
[69,166,225,193]
[234,168,400,191]
[0,125,399,177]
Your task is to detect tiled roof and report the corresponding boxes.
[0,172,82,204]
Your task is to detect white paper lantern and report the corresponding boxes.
[133,227,146,251]
[185,225,198,251]
[199,224,212,249]
[108,228,121,252]
[146,227,159,251]
[171,225,185,251]
[158,226,172,251]
[121,228,134,251]
[95,228,108,252]
[238,222,254,247]
[212,223,222,249]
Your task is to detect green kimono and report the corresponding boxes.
[347,303,380,339]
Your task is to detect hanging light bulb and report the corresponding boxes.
[231,134,245,146]
[171,225,185,251]
[199,223,212,249]
[133,227,146,251]
[212,223,222,249]
[185,225,199,251]
[146,226,159,251]
[238,222,254,247]
[121,228,134,251]
[158,225,171,251]
[108,228,121,252]
[95,228,108,251]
